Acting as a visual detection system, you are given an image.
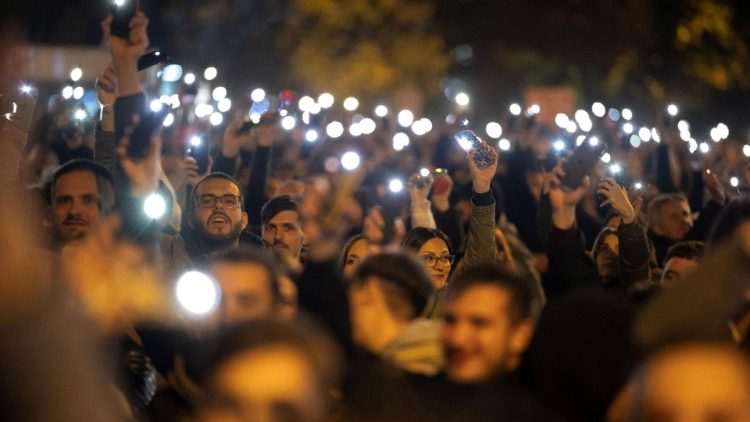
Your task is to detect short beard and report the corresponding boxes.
[190,214,243,255]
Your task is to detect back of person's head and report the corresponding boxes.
[45,159,115,212]
[709,200,750,246]
[401,227,454,255]
[664,241,706,265]
[351,252,434,321]
[447,262,541,323]
[214,246,281,303]
[261,194,300,226]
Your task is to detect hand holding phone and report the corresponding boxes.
[561,139,607,190]
[187,135,211,174]
[454,130,497,170]
[110,0,139,39]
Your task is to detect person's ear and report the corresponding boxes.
[241,211,248,230]
[509,320,535,357]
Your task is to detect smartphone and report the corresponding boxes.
[6,87,38,132]
[561,139,607,190]
[454,129,497,169]
[138,50,168,71]
[188,135,210,174]
[379,196,401,245]
[110,0,139,39]
[432,168,451,195]
[127,110,167,160]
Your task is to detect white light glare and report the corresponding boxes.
[629,135,642,148]
[622,123,634,134]
[639,127,652,142]
[397,110,414,127]
[298,96,315,112]
[176,271,219,316]
[62,86,73,99]
[699,142,710,154]
[250,88,266,103]
[190,136,202,147]
[667,104,679,116]
[634,182,644,190]
[20,84,32,94]
[553,140,566,151]
[591,102,606,118]
[360,118,376,135]
[341,151,361,171]
[209,112,223,126]
[203,67,217,81]
[217,98,232,113]
[716,123,729,140]
[731,177,739,188]
[743,145,750,157]
[388,179,404,193]
[70,67,83,82]
[343,97,359,111]
[555,113,569,128]
[73,86,85,100]
[74,109,87,121]
[566,121,578,134]
[349,123,362,137]
[601,152,611,163]
[143,193,167,219]
[509,103,522,116]
[162,64,183,83]
[374,105,388,117]
[163,113,174,127]
[486,122,502,139]
[393,132,410,151]
[455,92,470,106]
[195,104,214,118]
[609,163,622,174]
[412,118,433,136]
[326,121,344,138]
[150,99,163,112]
[420,168,431,177]
[621,108,633,121]
[305,129,319,143]
[212,87,227,102]
[498,138,511,151]
[527,104,541,115]
[588,136,599,147]
[281,116,296,131]
[183,72,196,85]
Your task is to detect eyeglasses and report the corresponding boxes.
[196,194,242,209]
[420,254,455,267]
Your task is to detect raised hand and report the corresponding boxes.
[597,177,636,224]
[95,63,118,132]
[468,147,499,193]
[222,113,254,158]
[101,11,149,96]
[117,129,161,198]
[545,161,590,229]
[183,155,213,188]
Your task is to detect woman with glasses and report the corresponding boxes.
[401,227,456,318]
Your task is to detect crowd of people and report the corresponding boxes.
[3,9,750,422]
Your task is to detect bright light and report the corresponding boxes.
[209,112,223,126]
[608,108,620,121]
[609,163,622,174]
[374,105,388,117]
[527,104,541,115]
[680,130,691,141]
[716,123,729,140]
[699,142,710,154]
[651,128,661,143]
[70,67,83,82]
[678,120,689,132]
[217,98,232,113]
[317,93,334,109]
[622,123,634,134]
[203,67,217,81]
[575,110,592,132]
[349,122,362,137]
[176,271,219,316]
[298,96,315,112]
[163,113,174,127]
[667,104,679,116]
[301,111,311,125]
[184,72,196,85]
[634,182,643,190]
[397,110,414,127]
[576,135,586,146]
[113,0,125,6]
[588,136,599,147]
[143,193,167,219]
[393,132,410,151]
[639,127,652,142]
[360,118,376,135]
[629,135,642,148]
[743,145,750,157]
[309,102,322,115]
[62,86,73,99]
[212,87,227,102]
[688,139,698,153]
[195,104,214,118]
[170,94,181,109]
[250,88,266,103]
[388,179,404,193]
[509,103,522,116]
[281,116,296,131]
[555,113,569,128]
[20,84,32,94]
[326,121,344,138]
[343,97,359,111]
[710,128,721,142]
[621,108,633,121]
[498,138,511,151]
[420,168,431,177]
[73,86,84,100]
[162,64,183,82]
[190,136,202,147]
[150,99,163,112]
[305,129,319,143]
[455,92,470,106]
[601,152,611,163]
[730,177,739,188]
[592,102,606,118]
[412,118,433,136]
[553,140,566,151]
[73,109,87,121]
[566,121,578,133]
[485,122,502,139]
[579,120,593,132]
[341,151,361,170]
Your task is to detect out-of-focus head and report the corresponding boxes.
[401,227,454,289]
[189,173,248,250]
[261,195,304,261]
[592,227,620,281]
[633,343,750,422]
[442,263,540,383]
[348,252,433,353]
[198,319,341,422]
[338,234,370,280]
[275,180,305,198]
[648,194,692,241]
[709,200,750,246]
[660,241,706,288]
[212,247,282,325]
[45,159,114,244]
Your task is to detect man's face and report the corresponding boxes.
[191,178,248,247]
[661,257,700,288]
[443,285,533,383]
[654,200,692,241]
[51,171,102,243]
[596,233,620,280]
[641,346,750,422]
[213,261,275,325]
[262,210,304,260]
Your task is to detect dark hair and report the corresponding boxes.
[261,195,300,226]
[590,226,617,260]
[447,262,541,323]
[351,252,434,321]
[400,227,454,256]
[338,233,365,277]
[664,241,706,266]
[45,158,115,213]
[708,200,750,246]
[647,193,688,226]
[191,172,244,210]
[214,246,281,304]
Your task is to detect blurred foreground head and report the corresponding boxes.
[625,343,750,422]
[197,319,341,422]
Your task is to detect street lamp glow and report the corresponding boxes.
[397,110,414,127]
[143,193,167,219]
[176,271,220,316]
[250,88,266,103]
[485,122,502,139]
[326,121,344,138]
[70,67,83,82]
[341,151,361,171]
[317,93,334,109]
[203,67,217,81]
[374,105,389,117]
[343,97,359,111]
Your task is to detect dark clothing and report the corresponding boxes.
[649,199,724,266]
